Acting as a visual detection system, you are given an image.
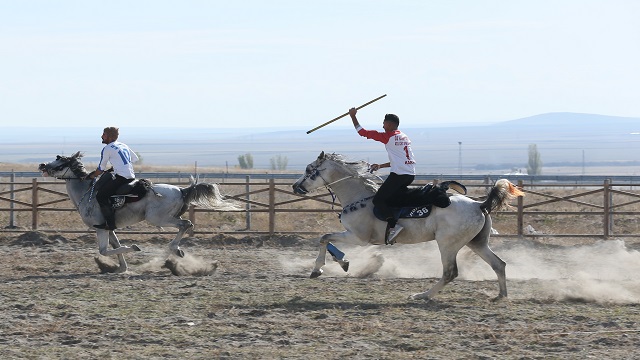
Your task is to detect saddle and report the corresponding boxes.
[109,179,153,210]
[373,180,467,221]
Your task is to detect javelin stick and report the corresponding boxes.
[306,94,387,134]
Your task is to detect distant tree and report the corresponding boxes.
[134,151,143,165]
[270,155,288,170]
[237,153,254,169]
[527,144,542,175]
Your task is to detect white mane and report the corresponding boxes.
[324,153,380,193]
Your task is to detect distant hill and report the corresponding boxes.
[3,112,640,175]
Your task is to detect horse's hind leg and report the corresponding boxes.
[411,251,459,300]
[168,219,193,258]
[466,216,507,299]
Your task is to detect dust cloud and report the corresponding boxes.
[285,239,640,304]
[136,248,218,276]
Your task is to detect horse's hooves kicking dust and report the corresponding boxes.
[94,256,121,273]
[340,259,350,272]
[350,252,384,278]
[162,254,218,276]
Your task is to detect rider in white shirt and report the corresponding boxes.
[349,108,416,244]
[86,127,138,230]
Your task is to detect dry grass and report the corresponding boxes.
[0,232,638,359]
[2,165,639,358]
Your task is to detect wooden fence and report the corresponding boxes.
[2,174,640,239]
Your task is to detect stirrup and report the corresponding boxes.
[385,224,403,245]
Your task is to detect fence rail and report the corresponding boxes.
[2,173,640,239]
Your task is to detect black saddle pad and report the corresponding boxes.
[386,183,449,208]
[109,179,153,210]
[113,179,151,196]
[372,180,467,222]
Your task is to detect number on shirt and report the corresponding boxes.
[117,148,131,165]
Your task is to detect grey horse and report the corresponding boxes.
[39,151,237,273]
[293,152,524,300]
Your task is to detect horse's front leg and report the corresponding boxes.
[311,231,351,278]
[97,229,141,257]
[167,219,193,258]
[108,231,128,273]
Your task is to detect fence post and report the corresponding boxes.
[517,180,524,239]
[9,171,16,228]
[32,178,39,230]
[269,178,275,235]
[245,175,251,230]
[603,179,610,239]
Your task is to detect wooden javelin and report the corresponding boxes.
[306,94,387,134]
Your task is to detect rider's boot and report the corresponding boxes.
[385,218,403,245]
[94,204,117,230]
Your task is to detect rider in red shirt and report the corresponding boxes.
[349,107,416,244]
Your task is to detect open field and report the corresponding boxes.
[1,231,639,359]
[2,162,640,358]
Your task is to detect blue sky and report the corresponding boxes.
[1,1,638,129]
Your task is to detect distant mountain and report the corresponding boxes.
[500,112,639,129]
[3,112,640,175]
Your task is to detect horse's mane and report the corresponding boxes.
[65,152,90,178]
[324,153,379,193]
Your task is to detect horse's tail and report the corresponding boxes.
[480,179,524,214]
[182,180,239,211]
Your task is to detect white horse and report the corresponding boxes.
[39,151,237,273]
[292,152,524,300]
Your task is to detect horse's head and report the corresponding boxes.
[292,151,331,194]
[39,151,89,179]
[293,151,365,194]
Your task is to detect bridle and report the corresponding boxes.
[43,157,86,180]
[299,160,355,209]
[49,165,77,180]
[43,157,97,208]
[302,161,353,190]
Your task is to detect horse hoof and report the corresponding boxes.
[131,244,142,252]
[177,249,185,258]
[310,269,323,279]
[491,295,508,302]
[340,260,350,272]
[409,293,430,301]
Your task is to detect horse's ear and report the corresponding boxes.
[318,151,325,160]
[72,151,82,159]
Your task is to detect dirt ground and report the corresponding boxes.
[0,231,639,359]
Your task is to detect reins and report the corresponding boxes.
[317,172,352,210]
[323,175,353,188]
[53,167,76,180]
[305,159,379,210]
[48,160,96,210]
